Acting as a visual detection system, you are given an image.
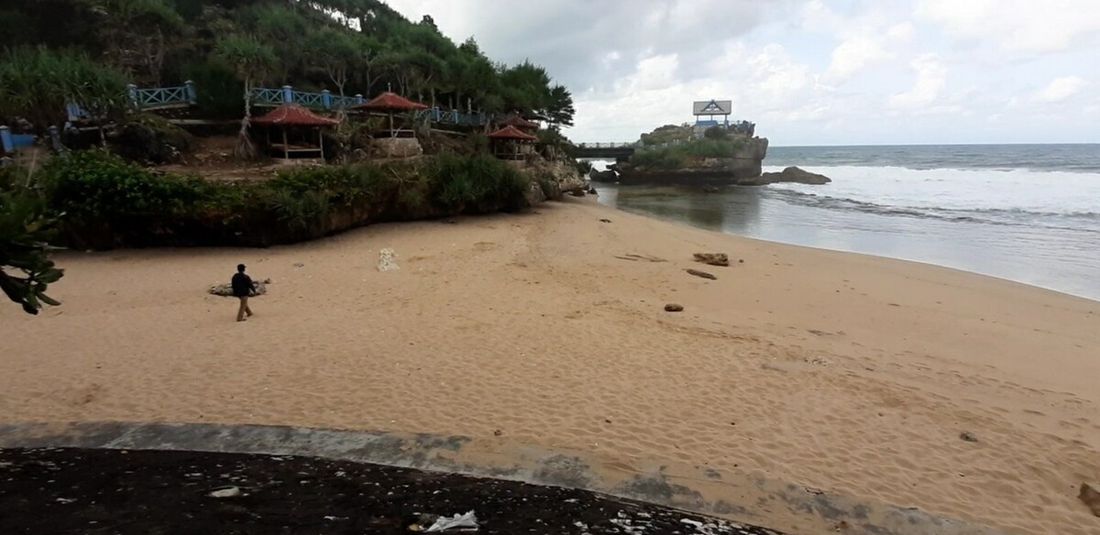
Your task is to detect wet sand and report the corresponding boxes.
[2,198,1098,534]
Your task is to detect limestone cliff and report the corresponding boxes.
[609,136,769,185]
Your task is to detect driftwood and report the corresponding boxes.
[686,269,717,280]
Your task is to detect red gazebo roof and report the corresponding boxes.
[251,104,339,127]
[353,91,429,111]
[487,125,538,141]
[501,114,539,131]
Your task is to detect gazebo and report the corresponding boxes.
[500,113,539,132]
[351,91,428,138]
[250,104,339,159]
[487,125,538,160]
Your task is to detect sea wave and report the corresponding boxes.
[762,165,1100,233]
[764,165,1100,217]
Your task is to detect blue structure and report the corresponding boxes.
[251,85,364,111]
[413,107,489,127]
[0,126,36,155]
[68,81,198,122]
[251,85,492,127]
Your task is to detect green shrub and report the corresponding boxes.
[628,139,734,170]
[703,126,728,140]
[17,150,533,248]
[426,153,529,213]
[42,150,206,222]
[629,148,686,170]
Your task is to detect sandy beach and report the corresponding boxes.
[2,198,1098,534]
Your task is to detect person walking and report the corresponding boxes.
[231,264,255,322]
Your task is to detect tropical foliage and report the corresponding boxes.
[0,0,574,128]
[0,168,64,315]
[0,47,128,133]
[22,149,532,249]
[629,139,740,170]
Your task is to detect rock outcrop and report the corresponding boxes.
[516,158,590,201]
[739,166,831,186]
[616,137,769,185]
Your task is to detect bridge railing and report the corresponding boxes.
[575,142,638,149]
[251,85,367,110]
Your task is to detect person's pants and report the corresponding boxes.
[237,296,252,321]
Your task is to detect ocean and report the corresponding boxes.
[591,144,1100,301]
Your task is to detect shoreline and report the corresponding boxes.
[603,198,1100,305]
[2,198,1098,534]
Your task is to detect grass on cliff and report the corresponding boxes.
[15,150,531,248]
[628,139,745,170]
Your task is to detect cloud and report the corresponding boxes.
[889,54,947,109]
[384,0,768,91]
[825,36,890,81]
[383,0,1100,144]
[917,0,1100,54]
[1034,76,1087,103]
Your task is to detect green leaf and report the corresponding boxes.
[39,293,61,307]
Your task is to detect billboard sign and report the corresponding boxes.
[693,100,732,116]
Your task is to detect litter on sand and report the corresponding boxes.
[421,510,478,532]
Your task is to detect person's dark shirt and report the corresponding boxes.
[231,272,253,297]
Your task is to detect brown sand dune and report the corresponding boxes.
[2,198,1098,534]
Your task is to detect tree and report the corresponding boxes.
[215,35,276,160]
[545,85,575,128]
[0,182,63,315]
[94,0,185,84]
[307,27,359,98]
[499,61,552,113]
[241,3,309,84]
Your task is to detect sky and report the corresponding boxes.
[384,0,1100,146]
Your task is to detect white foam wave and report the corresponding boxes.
[764,165,1100,217]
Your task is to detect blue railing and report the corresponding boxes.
[251,85,366,110]
[129,82,196,110]
[414,107,489,127]
[252,86,493,127]
[66,81,198,122]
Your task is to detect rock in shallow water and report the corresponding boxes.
[664,304,684,312]
[740,166,831,186]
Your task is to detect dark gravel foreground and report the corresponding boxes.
[0,448,784,534]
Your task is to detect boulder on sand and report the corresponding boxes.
[693,253,729,267]
[1081,483,1100,517]
[740,166,831,186]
